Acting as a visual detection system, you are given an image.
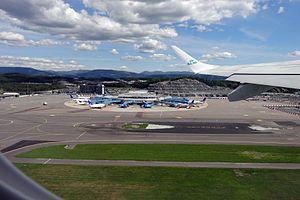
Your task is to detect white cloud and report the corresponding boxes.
[73,42,100,51]
[193,25,207,32]
[69,60,78,64]
[83,0,258,25]
[262,4,268,10]
[110,48,119,55]
[240,28,265,41]
[278,6,284,14]
[169,63,188,69]
[0,31,64,46]
[0,31,24,41]
[0,0,260,43]
[150,54,176,61]
[134,38,166,53]
[121,55,143,61]
[288,50,300,57]
[0,55,86,70]
[202,51,236,60]
[119,65,128,70]
[0,0,178,42]
[28,39,65,46]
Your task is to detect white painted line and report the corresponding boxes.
[0,118,48,142]
[0,119,14,126]
[43,158,51,165]
[76,131,86,140]
[73,122,84,128]
[114,115,121,122]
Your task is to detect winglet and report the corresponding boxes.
[171,45,198,65]
[171,45,217,73]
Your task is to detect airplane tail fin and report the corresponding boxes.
[171,45,217,73]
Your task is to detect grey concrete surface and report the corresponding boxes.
[11,157,300,169]
[0,94,299,157]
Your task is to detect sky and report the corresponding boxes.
[0,0,300,72]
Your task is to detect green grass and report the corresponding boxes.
[17,144,300,163]
[16,164,300,200]
[122,123,148,129]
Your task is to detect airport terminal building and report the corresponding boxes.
[118,90,157,103]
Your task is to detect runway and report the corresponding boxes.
[0,94,300,156]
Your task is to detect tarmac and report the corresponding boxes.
[10,157,300,169]
[0,94,300,168]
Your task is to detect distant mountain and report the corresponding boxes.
[76,69,139,79]
[0,67,194,79]
[0,67,52,76]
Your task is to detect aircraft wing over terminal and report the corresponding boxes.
[171,46,300,101]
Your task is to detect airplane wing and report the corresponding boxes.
[0,154,59,200]
[171,45,300,101]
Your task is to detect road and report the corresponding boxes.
[11,157,300,169]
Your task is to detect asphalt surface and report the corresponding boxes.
[11,157,300,169]
[1,94,300,165]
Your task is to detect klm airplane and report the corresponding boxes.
[171,46,300,101]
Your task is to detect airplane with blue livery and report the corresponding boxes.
[140,101,153,108]
[119,101,129,108]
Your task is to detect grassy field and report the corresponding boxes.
[122,123,148,129]
[17,144,300,163]
[16,164,300,200]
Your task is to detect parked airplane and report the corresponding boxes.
[192,97,207,105]
[75,98,89,105]
[89,102,106,109]
[162,97,189,105]
[119,101,129,108]
[72,95,90,105]
[140,101,153,108]
[171,46,300,101]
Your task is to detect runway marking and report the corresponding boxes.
[243,114,249,117]
[0,119,14,126]
[43,158,51,165]
[176,116,182,119]
[0,118,48,142]
[114,115,121,121]
[76,131,86,140]
[49,114,55,117]
[73,122,85,128]
[257,119,263,122]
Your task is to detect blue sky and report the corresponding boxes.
[0,0,299,72]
